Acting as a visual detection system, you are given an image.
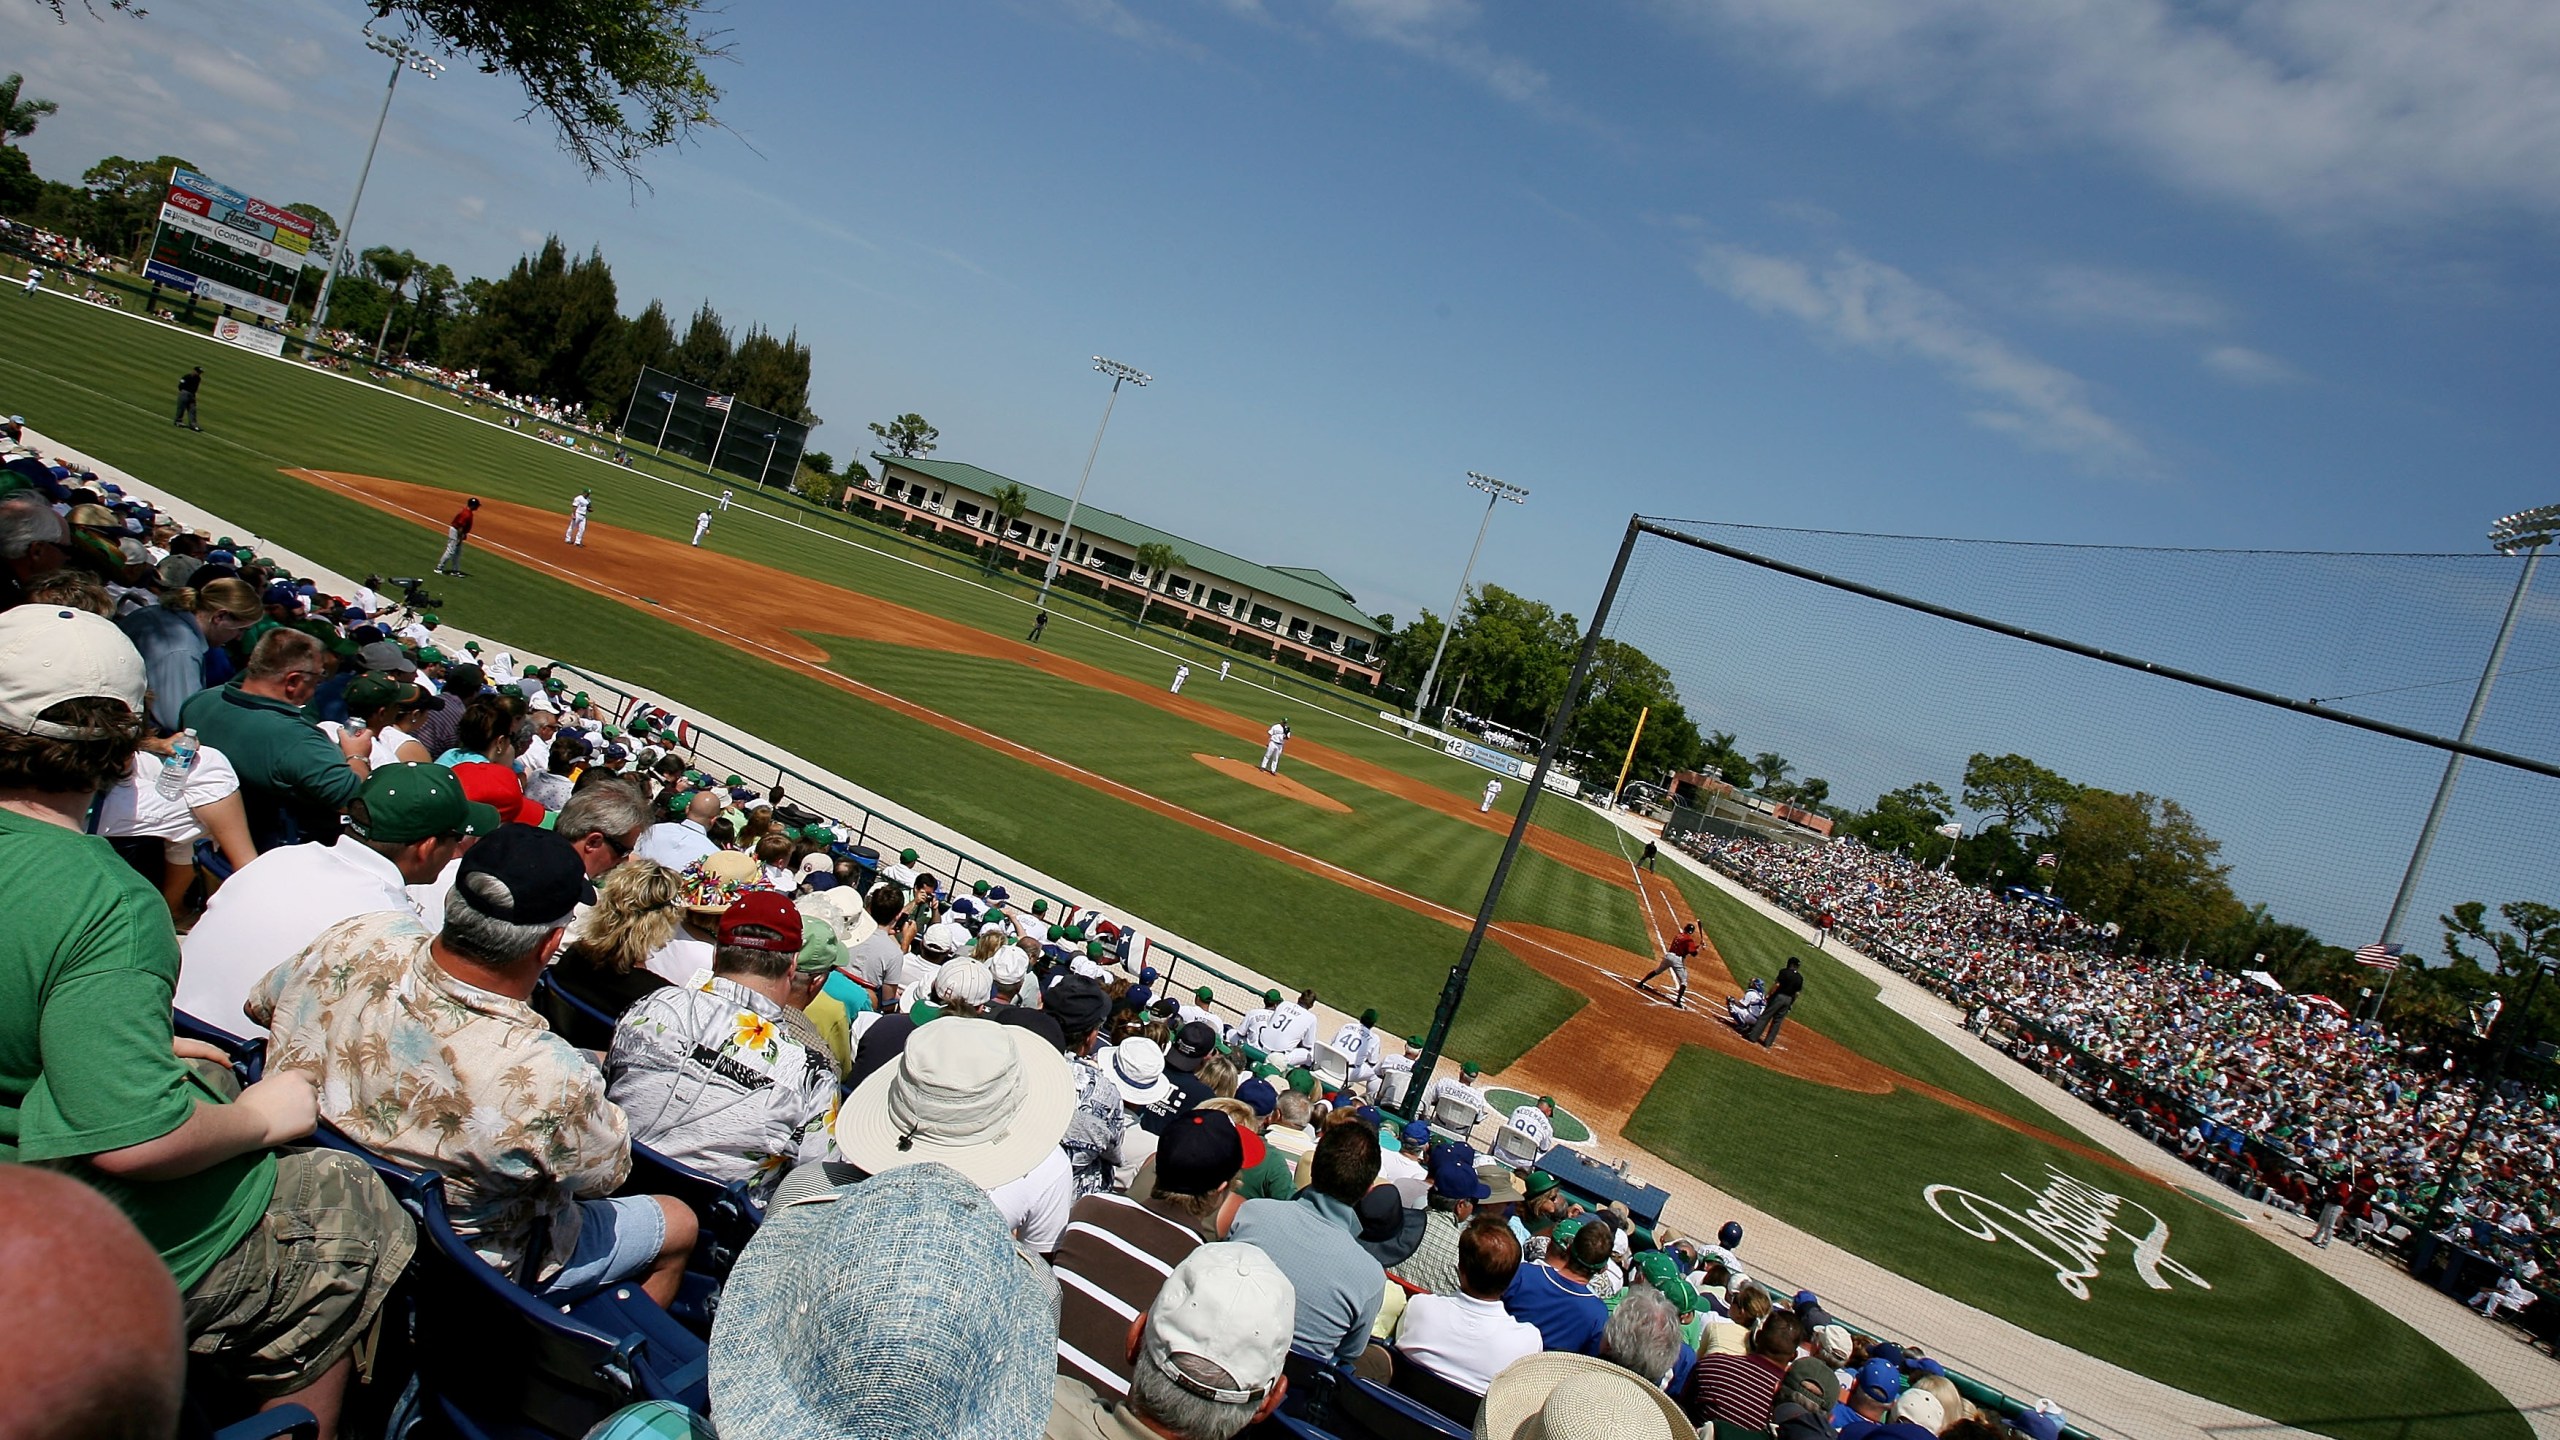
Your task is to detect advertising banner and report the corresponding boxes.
[211,317,288,357]
[159,167,319,267]
[143,255,292,324]
[1438,735,1582,798]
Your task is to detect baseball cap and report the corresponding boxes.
[1286,1068,1316,1096]
[0,606,145,738]
[346,763,501,844]
[1043,974,1108,1035]
[1867,1341,1908,1367]
[1155,1110,1246,1195]
[987,945,1031,987]
[463,640,481,653]
[452,823,591,926]
[1854,1359,1904,1405]
[1794,1289,1819,1309]
[1193,986,1214,1003]
[260,581,300,607]
[1429,1145,1490,1201]
[1401,1118,1431,1146]
[1261,988,1281,1006]
[1523,1170,1560,1199]
[1235,1078,1278,1117]
[932,959,994,1009]
[451,760,547,829]
[1141,1240,1294,1408]
[1360,1007,1379,1026]
[2012,1402,2066,1440]
[358,640,411,673]
[898,847,919,863]
[1169,1021,1218,1072]
[719,890,806,952]
[1460,1060,1481,1078]
[795,921,847,976]
[1891,1390,1945,1432]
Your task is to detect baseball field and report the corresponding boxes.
[4,296,2523,1438]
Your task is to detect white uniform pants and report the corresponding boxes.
[566,515,589,545]
[1259,740,1285,773]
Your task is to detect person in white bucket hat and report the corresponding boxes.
[1475,1350,1694,1440]
[837,1016,1078,1251]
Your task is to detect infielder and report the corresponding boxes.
[1170,663,1190,694]
[1258,719,1290,774]
[565,488,593,546]
[718,488,733,512]
[1636,921,1703,1007]
[1479,778,1503,813]
[1217,660,1230,681]
[690,510,712,546]
[22,265,40,297]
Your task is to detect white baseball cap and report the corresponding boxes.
[932,958,994,1008]
[987,944,1031,987]
[1144,1243,1296,1404]
[1892,1389,1946,1431]
[0,606,146,738]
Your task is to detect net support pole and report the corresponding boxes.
[2371,541,2545,1013]
[1402,514,1642,1121]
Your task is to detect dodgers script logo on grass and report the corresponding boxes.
[1925,1166,2211,1301]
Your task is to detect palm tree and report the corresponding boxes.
[1134,541,1184,628]
[1751,752,1792,796]
[363,246,420,363]
[1,75,58,148]
[990,483,1029,542]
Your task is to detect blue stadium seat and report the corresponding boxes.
[619,1140,764,1282]
[404,1174,708,1440]
[173,1008,264,1084]
[1334,1372,1473,1440]
[533,973,621,1053]
[1382,1347,1480,1427]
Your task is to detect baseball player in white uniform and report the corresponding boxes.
[1374,1034,1422,1107]
[23,266,41,297]
[1508,1096,1558,1156]
[690,510,712,546]
[1230,988,1283,1049]
[1423,1062,1491,1133]
[1257,990,1319,1069]
[1258,719,1290,774]
[1330,1008,1384,1085]
[565,489,593,545]
[1171,663,1190,694]
[1480,779,1503,813]
[718,488,733,512]
[1217,660,1230,681]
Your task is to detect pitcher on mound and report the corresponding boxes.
[1258,719,1290,774]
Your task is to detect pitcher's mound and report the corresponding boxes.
[1193,753,1351,813]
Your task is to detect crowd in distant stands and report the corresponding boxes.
[6,409,2084,1439]
[1691,832,2559,1318]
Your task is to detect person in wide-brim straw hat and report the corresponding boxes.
[1474,1351,1694,1440]
[836,1016,1076,1190]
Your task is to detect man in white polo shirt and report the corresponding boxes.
[176,762,498,1031]
[1393,1218,1542,1394]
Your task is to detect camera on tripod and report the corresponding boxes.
[371,574,445,611]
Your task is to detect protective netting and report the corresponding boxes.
[1611,517,2559,968]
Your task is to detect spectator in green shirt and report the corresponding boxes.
[179,628,372,851]
[0,604,412,1440]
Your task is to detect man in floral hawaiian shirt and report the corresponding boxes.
[605,891,837,1199]
[249,824,699,1306]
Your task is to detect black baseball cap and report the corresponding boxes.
[1169,1020,1218,1073]
[453,823,592,927]
[1043,974,1109,1036]
[1154,1110,1244,1195]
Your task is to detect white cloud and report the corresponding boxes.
[1054,0,1210,57]
[2200,344,2303,385]
[2025,263,2226,332]
[1327,0,1568,115]
[1699,242,2146,469]
[1665,0,2560,232]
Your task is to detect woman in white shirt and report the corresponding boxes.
[348,672,434,767]
[95,737,256,923]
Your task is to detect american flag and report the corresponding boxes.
[704,394,734,412]
[2353,942,2404,971]
[654,389,677,402]
[2034,852,2057,868]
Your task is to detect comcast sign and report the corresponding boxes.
[1925,1167,2212,1301]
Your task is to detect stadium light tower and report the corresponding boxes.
[302,29,443,360]
[1035,356,1150,610]
[2369,501,2560,1013]
[1411,472,1529,726]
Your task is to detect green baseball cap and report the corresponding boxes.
[573,692,590,706]
[899,848,919,864]
[1048,926,1065,942]
[463,640,481,653]
[345,673,424,711]
[1286,1068,1316,1095]
[1633,1252,1681,1289]
[1252,1063,1280,1080]
[1551,1218,1584,1247]
[345,762,500,844]
[216,535,235,548]
[1194,986,1214,1003]
[796,922,848,976]
[971,879,989,896]
[1405,1035,1424,1048]
[1031,899,1048,915]
[1360,1007,1379,1027]
[1524,1171,1560,1198]
[417,648,445,665]
[602,726,622,740]
[1460,1061,1481,1078]
[1086,941,1109,959]
[1262,988,1282,1006]
[546,677,566,692]
[421,613,439,626]
[1662,1277,1700,1317]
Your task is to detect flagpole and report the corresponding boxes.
[654,397,674,454]
[710,399,735,474]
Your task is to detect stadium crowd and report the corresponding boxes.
[1690,832,2559,1316]
[4,419,2082,1439]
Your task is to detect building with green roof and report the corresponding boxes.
[869,453,1385,678]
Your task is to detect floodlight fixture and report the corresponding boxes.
[1093,357,1152,388]
[2489,504,2560,554]
[1413,472,1532,724]
[1036,356,1155,608]
[303,27,442,359]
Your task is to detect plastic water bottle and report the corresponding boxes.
[156,729,198,800]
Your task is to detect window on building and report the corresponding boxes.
[1287,618,1310,642]
[1208,589,1234,613]
[954,502,980,524]
[1250,604,1282,630]
[1312,626,1339,650]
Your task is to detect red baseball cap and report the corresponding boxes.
[450,761,546,829]
[718,890,805,953]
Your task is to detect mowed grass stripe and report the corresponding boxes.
[811,638,1651,954]
[5,301,1584,1068]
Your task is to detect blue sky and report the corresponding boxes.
[12,0,2558,940]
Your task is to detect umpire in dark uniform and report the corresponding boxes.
[1753,956,1804,1047]
[174,366,203,430]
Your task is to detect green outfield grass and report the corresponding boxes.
[1,297,1586,1068]
[1627,1046,2521,1440]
